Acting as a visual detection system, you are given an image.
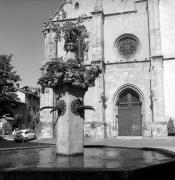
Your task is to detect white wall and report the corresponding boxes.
[16,91,25,103]
[160,0,175,58]
[160,0,175,120]
[163,61,175,119]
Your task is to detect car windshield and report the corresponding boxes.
[16,131,23,135]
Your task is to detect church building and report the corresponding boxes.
[39,0,175,138]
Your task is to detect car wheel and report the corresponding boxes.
[15,139,21,143]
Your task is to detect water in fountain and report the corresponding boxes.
[0,146,172,170]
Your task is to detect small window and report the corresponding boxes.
[75,2,79,9]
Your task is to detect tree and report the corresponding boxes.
[0,55,21,117]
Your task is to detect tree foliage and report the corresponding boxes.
[0,55,21,116]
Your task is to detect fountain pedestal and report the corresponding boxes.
[54,84,86,155]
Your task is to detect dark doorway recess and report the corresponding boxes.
[118,89,142,136]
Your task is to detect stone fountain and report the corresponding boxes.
[38,20,101,156]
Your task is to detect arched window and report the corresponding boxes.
[115,34,139,59]
[75,2,79,9]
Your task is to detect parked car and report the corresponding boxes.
[14,129,37,143]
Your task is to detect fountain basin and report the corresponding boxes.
[0,145,175,180]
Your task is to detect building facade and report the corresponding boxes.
[0,86,40,135]
[14,86,40,130]
[39,0,175,138]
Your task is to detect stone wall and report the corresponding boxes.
[163,60,175,120]
[104,62,152,137]
[39,30,56,138]
[40,0,173,138]
[39,89,54,138]
[104,1,149,63]
[84,0,152,137]
[160,0,175,121]
[159,0,175,58]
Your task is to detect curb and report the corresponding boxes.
[0,145,54,151]
[84,144,175,157]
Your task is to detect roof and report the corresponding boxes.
[42,0,71,33]
[50,0,67,20]
[15,87,39,98]
[1,115,14,121]
[15,99,26,104]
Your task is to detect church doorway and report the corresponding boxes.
[118,88,142,136]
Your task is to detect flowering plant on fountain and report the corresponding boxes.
[38,15,102,93]
[62,21,89,53]
[37,57,102,93]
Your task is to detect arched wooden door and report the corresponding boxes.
[118,89,142,136]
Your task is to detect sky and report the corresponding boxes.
[0,0,61,87]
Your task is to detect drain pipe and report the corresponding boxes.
[101,61,107,138]
[147,0,154,137]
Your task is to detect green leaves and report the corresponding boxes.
[0,55,21,116]
[38,58,102,93]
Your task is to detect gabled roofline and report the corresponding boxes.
[42,0,69,34]
[50,0,72,20]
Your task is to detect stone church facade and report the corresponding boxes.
[39,0,175,138]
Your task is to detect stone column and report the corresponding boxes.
[39,89,54,138]
[148,0,167,137]
[43,27,57,63]
[91,4,104,62]
[91,5,107,138]
[39,26,57,139]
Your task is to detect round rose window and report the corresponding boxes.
[116,34,139,58]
